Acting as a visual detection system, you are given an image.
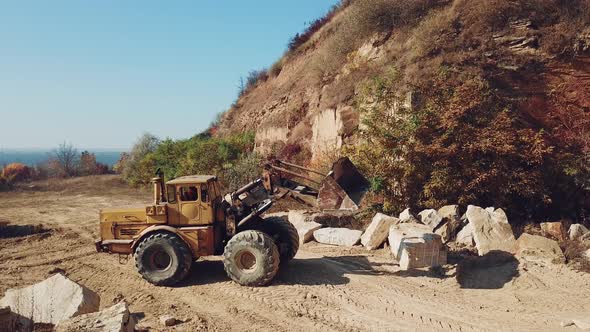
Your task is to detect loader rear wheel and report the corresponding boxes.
[223,230,279,286]
[134,232,193,286]
[255,217,299,262]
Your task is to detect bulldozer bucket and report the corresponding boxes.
[317,157,369,211]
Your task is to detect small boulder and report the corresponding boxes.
[295,221,323,245]
[159,315,177,327]
[515,233,565,265]
[399,208,420,224]
[311,211,356,228]
[437,205,460,221]
[585,249,590,260]
[456,223,475,247]
[288,210,313,225]
[418,209,443,230]
[0,274,100,329]
[360,213,399,250]
[388,223,447,270]
[466,206,516,256]
[313,228,363,246]
[55,302,135,332]
[540,221,568,241]
[435,217,462,243]
[568,224,589,241]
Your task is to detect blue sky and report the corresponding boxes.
[0,1,339,150]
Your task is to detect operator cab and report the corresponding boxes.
[161,175,221,226]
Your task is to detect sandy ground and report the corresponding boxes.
[1,175,589,332]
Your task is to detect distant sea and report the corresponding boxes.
[0,150,125,167]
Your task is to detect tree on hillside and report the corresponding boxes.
[78,151,110,176]
[51,142,78,177]
[122,133,160,185]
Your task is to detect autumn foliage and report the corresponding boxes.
[2,163,32,182]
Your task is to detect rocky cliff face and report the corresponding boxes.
[217,0,590,164]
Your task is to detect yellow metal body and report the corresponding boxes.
[97,175,224,258]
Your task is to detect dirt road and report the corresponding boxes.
[1,176,589,331]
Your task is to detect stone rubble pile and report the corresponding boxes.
[286,203,586,271]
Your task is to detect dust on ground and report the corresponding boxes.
[1,175,589,331]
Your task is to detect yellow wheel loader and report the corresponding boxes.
[96,173,298,287]
[96,157,368,287]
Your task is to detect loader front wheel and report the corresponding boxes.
[255,217,299,262]
[134,232,193,286]
[223,230,279,286]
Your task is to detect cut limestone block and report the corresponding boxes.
[388,223,447,270]
[466,206,516,256]
[313,228,362,246]
[418,209,443,230]
[515,233,565,265]
[295,221,323,245]
[56,302,135,332]
[569,224,589,241]
[361,213,399,250]
[0,274,100,329]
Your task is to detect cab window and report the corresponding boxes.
[166,185,177,203]
[179,186,198,201]
[201,184,209,202]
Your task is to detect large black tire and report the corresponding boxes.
[223,230,279,286]
[255,217,299,262]
[134,232,193,286]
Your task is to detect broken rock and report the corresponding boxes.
[311,211,356,228]
[437,205,460,221]
[0,273,100,329]
[159,315,177,327]
[418,209,443,230]
[456,223,475,247]
[55,302,135,332]
[399,208,420,224]
[288,210,313,226]
[515,233,565,265]
[466,206,516,256]
[361,213,399,250]
[568,224,589,241]
[313,228,362,246]
[540,221,568,241]
[295,221,323,245]
[435,217,462,243]
[388,223,447,270]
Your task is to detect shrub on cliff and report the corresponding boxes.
[346,66,586,222]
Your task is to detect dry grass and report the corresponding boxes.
[560,239,590,272]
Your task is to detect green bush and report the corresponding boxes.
[122,131,256,190]
[220,152,262,192]
[122,133,160,186]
